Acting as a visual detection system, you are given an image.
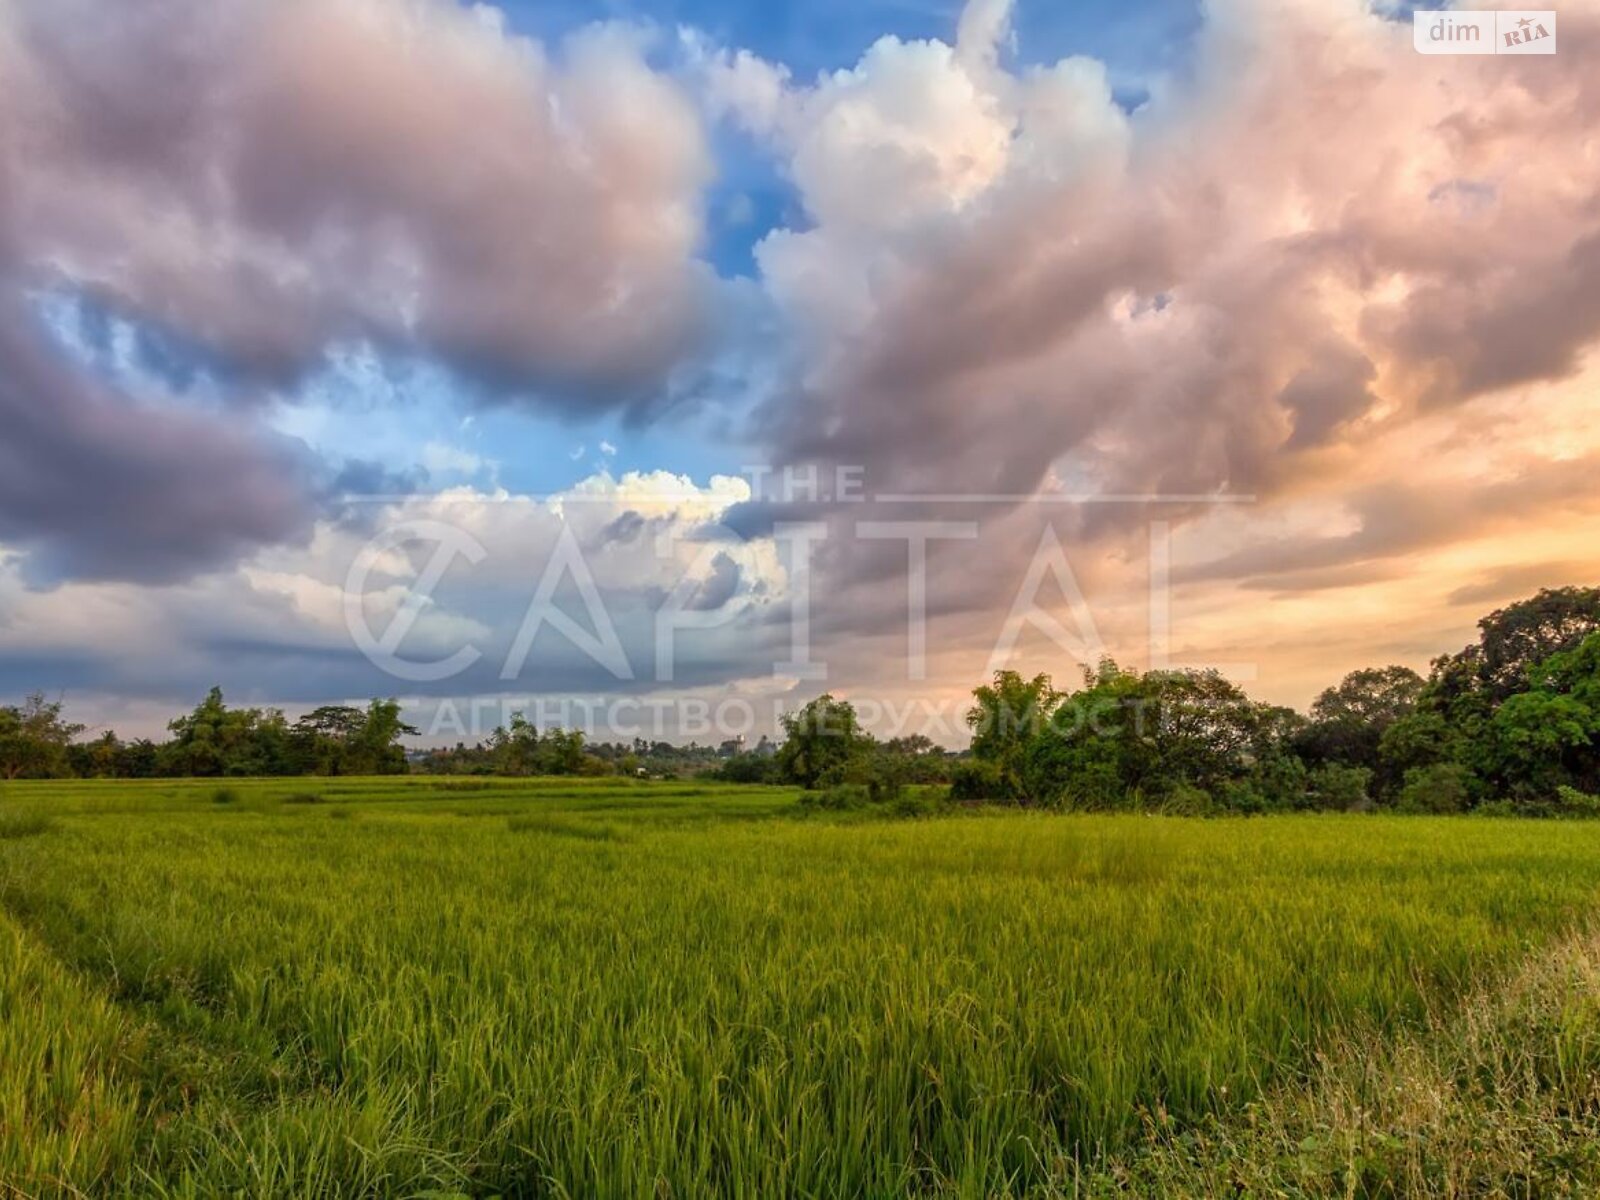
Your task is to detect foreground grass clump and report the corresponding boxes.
[1104,923,1600,1196]
[3,777,1600,1196]
[0,810,55,840]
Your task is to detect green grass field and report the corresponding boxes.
[4,778,1600,1197]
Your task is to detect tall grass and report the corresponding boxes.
[1106,922,1600,1194]
[0,810,55,840]
[2,778,1600,1195]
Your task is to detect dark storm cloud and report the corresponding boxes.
[0,304,321,586]
[685,552,741,611]
[0,0,724,586]
[600,511,651,547]
[1367,233,1600,409]
[4,0,718,412]
[1280,344,1380,451]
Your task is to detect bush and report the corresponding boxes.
[799,783,873,811]
[1473,787,1600,820]
[1251,754,1311,811]
[1554,786,1600,819]
[1309,764,1373,812]
[799,782,947,818]
[862,755,909,805]
[891,787,949,818]
[577,753,613,777]
[949,759,1014,804]
[210,786,241,806]
[1158,783,1218,816]
[1218,779,1270,814]
[1397,763,1470,814]
[1472,799,1518,819]
[1038,756,1124,811]
[719,753,778,784]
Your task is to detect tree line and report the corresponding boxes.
[0,688,769,782]
[0,688,416,780]
[411,718,760,778]
[726,586,1600,816]
[3,586,1598,814]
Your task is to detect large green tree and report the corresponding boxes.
[488,717,589,777]
[776,695,867,789]
[1485,632,1600,800]
[158,688,292,777]
[1018,663,1281,809]
[966,671,1060,800]
[1295,665,1424,788]
[0,693,84,780]
[1382,590,1600,808]
[292,700,417,775]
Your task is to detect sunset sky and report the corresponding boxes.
[1,0,1596,741]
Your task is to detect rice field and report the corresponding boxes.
[4,777,1600,1197]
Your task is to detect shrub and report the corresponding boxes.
[862,755,910,805]
[799,783,873,811]
[949,759,1014,804]
[1309,765,1373,812]
[891,787,950,818]
[1251,754,1311,811]
[577,754,613,777]
[798,782,947,818]
[1474,787,1600,819]
[210,786,241,806]
[1159,783,1218,817]
[1472,799,1518,819]
[719,754,778,784]
[1397,763,1470,814]
[1040,757,1125,811]
[1218,779,1270,814]
[1553,786,1600,819]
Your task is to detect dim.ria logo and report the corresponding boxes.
[1414,9,1557,54]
